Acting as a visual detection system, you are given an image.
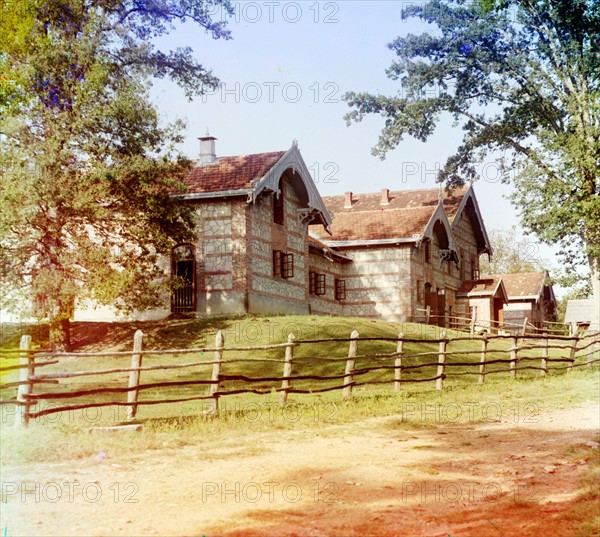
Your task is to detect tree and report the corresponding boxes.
[479,227,549,274]
[343,0,600,316]
[0,0,233,349]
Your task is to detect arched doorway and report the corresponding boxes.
[171,244,196,313]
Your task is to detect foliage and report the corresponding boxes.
[343,0,599,288]
[479,226,548,274]
[0,0,233,348]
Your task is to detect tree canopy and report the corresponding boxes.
[0,0,233,348]
[478,227,548,275]
[343,0,599,305]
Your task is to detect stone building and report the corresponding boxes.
[167,136,494,324]
[74,137,557,327]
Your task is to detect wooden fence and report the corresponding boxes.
[413,308,573,336]
[1,330,599,427]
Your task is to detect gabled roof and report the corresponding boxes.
[457,277,508,301]
[177,143,332,230]
[483,272,549,302]
[183,151,286,194]
[450,185,492,255]
[311,186,469,245]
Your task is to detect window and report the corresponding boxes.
[459,248,465,280]
[424,240,430,263]
[471,256,479,280]
[273,182,284,225]
[335,279,346,301]
[316,273,326,295]
[273,249,281,277]
[309,271,317,295]
[416,280,424,303]
[282,253,294,279]
[310,272,327,295]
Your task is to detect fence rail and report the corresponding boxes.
[1,328,599,427]
[412,309,577,336]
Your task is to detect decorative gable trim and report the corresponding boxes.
[420,202,459,260]
[251,143,333,231]
[452,184,492,255]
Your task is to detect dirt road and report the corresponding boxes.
[2,401,598,537]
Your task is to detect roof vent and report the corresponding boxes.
[344,191,353,209]
[198,130,217,165]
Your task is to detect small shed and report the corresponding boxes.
[565,298,600,335]
[485,272,557,330]
[456,277,508,332]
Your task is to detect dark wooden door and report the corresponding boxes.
[425,290,437,325]
[437,292,446,327]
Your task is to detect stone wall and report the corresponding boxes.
[307,250,345,316]
[334,246,413,321]
[193,199,248,315]
[247,175,310,314]
[410,212,481,324]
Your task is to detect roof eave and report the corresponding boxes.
[174,189,253,200]
[320,237,418,248]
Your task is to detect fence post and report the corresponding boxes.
[510,336,518,379]
[587,338,598,367]
[16,335,33,428]
[126,330,143,422]
[343,330,359,398]
[279,333,295,405]
[478,334,487,385]
[521,317,528,337]
[208,330,224,413]
[436,329,447,390]
[394,332,404,392]
[425,305,431,325]
[568,334,579,373]
[541,331,549,376]
[470,316,475,338]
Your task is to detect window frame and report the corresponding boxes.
[281,253,294,279]
[316,273,326,295]
[273,249,281,277]
[335,279,346,301]
[416,279,424,303]
[309,271,317,295]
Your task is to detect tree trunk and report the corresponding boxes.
[589,254,600,334]
[49,313,71,351]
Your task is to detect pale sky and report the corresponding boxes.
[150,0,563,286]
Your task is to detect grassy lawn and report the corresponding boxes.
[1,315,598,461]
[1,316,595,416]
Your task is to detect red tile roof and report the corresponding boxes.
[182,151,286,194]
[308,235,351,261]
[484,272,546,299]
[457,277,504,297]
[311,186,469,242]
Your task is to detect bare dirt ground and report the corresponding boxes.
[2,401,599,537]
